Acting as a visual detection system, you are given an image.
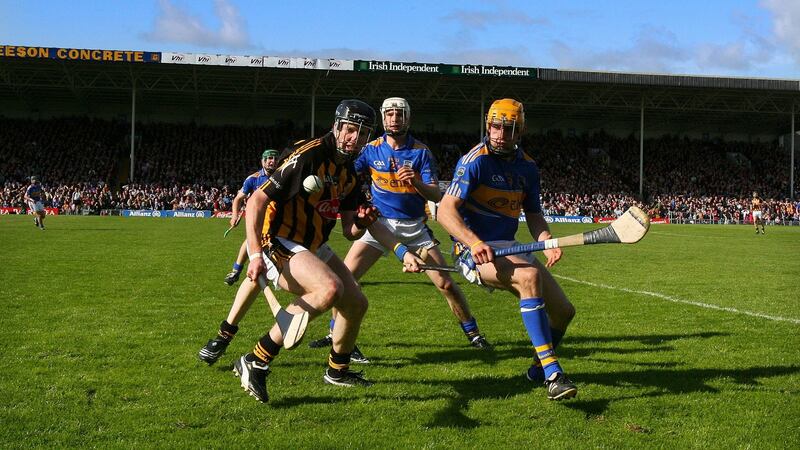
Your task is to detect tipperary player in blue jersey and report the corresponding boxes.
[438,99,578,401]
[307,97,489,363]
[24,176,46,230]
[224,149,280,286]
[199,149,279,365]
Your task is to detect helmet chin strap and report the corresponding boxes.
[487,142,517,156]
[386,129,408,137]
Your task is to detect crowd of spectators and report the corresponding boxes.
[1,117,798,224]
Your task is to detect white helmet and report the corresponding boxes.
[380,97,411,136]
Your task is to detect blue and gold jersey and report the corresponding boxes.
[445,141,541,241]
[26,184,43,201]
[241,168,270,197]
[354,134,438,219]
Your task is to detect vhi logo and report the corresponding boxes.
[278,58,290,66]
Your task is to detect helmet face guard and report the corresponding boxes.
[485,98,525,156]
[332,99,377,160]
[380,97,411,137]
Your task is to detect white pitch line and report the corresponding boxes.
[554,274,800,325]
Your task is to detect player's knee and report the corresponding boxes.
[318,277,344,309]
[433,274,454,292]
[351,291,369,319]
[516,267,541,295]
[337,290,368,320]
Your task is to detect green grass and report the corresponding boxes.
[1,216,799,448]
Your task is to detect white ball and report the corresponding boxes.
[303,175,324,193]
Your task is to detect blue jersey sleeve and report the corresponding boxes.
[418,149,438,184]
[241,176,257,196]
[353,149,368,175]
[444,157,479,200]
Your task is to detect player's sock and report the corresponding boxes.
[249,334,281,365]
[529,327,565,379]
[327,348,351,377]
[218,320,239,342]
[231,262,243,274]
[520,297,562,379]
[459,317,482,341]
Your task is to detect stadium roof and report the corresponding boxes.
[1,48,799,135]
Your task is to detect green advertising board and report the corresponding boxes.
[355,60,537,78]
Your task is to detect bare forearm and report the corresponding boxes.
[232,192,246,216]
[341,216,366,240]
[412,180,442,202]
[438,201,481,246]
[526,212,552,241]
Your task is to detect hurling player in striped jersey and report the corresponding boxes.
[307,97,490,363]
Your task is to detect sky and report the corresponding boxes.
[1,0,799,79]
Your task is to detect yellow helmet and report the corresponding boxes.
[486,98,525,155]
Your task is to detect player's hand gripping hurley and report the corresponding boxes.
[464,206,650,269]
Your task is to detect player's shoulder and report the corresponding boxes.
[408,136,430,151]
[520,150,536,164]
[460,142,490,165]
[285,137,325,160]
[366,136,384,148]
[246,170,261,179]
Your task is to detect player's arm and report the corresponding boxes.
[244,189,269,280]
[524,210,561,267]
[231,190,247,215]
[340,205,379,241]
[409,177,441,202]
[343,209,422,272]
[437,194,494,265]
[522,172,562,267]
[396,151,442,202]
[244,155,301,281]
[230,190,247,226]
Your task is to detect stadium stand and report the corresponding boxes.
[1,118,797,224]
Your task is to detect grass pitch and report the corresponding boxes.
[1,216,799,448]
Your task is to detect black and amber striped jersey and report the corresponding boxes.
[258,132,364,251]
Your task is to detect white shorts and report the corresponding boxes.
[752,210,763,219]
[28,201,44,213]
[249,237,334,289]
[358,217,438,253]
[454,240,536,291]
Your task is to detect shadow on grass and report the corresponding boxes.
[423,374,532,428]
[505,331,730,359]
[242,330,791,428]
[564,365,800,418]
